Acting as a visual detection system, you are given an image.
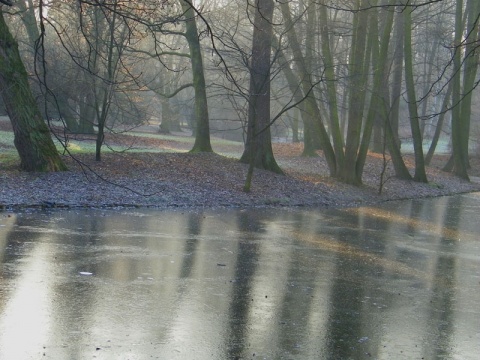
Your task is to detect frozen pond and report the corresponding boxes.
[1,193,480,359]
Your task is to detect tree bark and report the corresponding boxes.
[0,9,66,172]
[240,0,282,178]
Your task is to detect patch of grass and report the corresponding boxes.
[53,138,132,154]
[211,137,243,147]
[128,131,195,144]
[0,151,19,169]
[0,130,14,147]
[63,142,85,152]
[215,151,242,159]
[2,125,242,158]
[128,131,242,147]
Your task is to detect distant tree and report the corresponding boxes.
[153,56,185,134]
[158,98,182,134]
[75,0,133,161]
[279,0,335,162]
[0,7,67,172]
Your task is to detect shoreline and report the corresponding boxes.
[2,151,480,212]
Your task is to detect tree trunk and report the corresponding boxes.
[390,7,404,149]
[180,1,213,153]
[425,83,452,165]
[384,115,413,180]
[275,36,319,158]
[0,9,66,172]
[455,0,480,175]
[451,0,469,180]
[341,0,370,184]
[275,36,317,156]
[356,2,395,181]
[319,1,345,170]
[280,0,337,174]
[94,2,121,161]
[78,94,96,134]
[17,0,40,46]
[159,98,181,133]
[419,37,439,137]
[240,0,282,177]
[291,108,299,143]
[56,93,80,133]
[404,7,428,183]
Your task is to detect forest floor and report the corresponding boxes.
[1,119,480,210]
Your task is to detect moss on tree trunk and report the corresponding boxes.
[0,10,66,172]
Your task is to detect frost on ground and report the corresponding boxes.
[1,128,479,210]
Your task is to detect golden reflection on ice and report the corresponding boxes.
[290,229,428,280]
[344,206,473,241]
